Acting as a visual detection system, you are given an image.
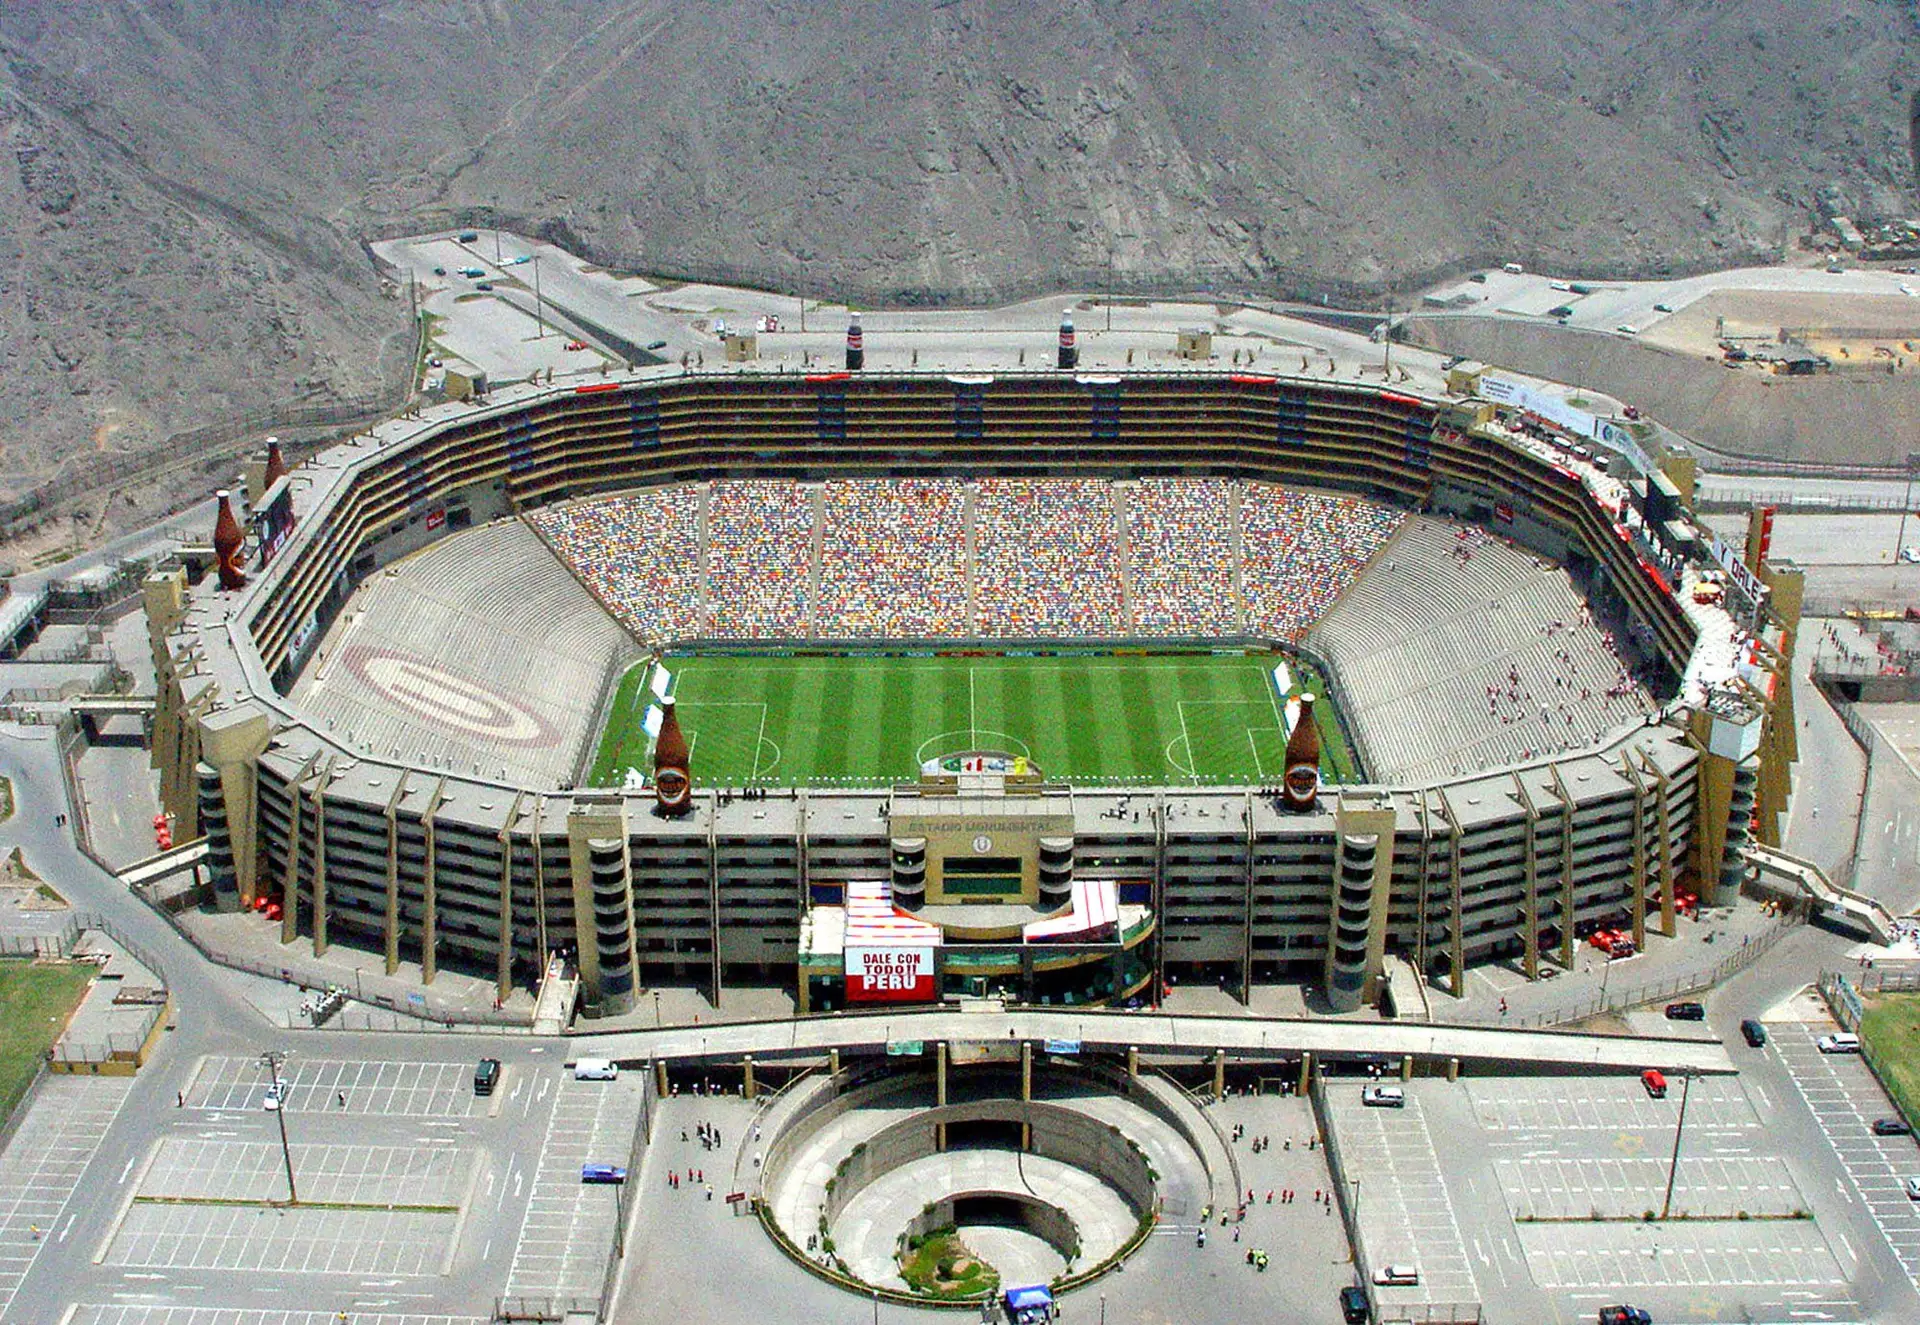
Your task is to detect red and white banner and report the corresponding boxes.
[846,946,936,1003]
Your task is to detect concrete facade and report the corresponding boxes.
[148,369,1793,1011]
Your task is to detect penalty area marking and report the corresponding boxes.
[1175,699,1281,783]
[1164,735,1196,779]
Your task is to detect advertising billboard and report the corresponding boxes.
[845,946,937,1003]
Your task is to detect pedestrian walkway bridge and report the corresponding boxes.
[1746,843,1898,945]
[577,1006,1736,1077]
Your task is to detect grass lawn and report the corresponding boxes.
[1859,993,1920,1123]
[587,650,1357,789]
[0,960,93,1125]
[898,1226,999,1299]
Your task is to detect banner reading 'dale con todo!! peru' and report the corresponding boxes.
[845,946,937,1002]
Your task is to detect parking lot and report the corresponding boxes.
[504,1073,646,1298]
[1464,1075,1759,1134]
[1495,1154,1804,1220]
[187,1055,491,1118]
[1517,1216,1844,1288]
[1323,1071,1872,1323]
[107,1202,457,1275]
[1321,1083,1478,1310]
[1774,1019,1920,1286]
[0,1076,130,1318]
[139,1137,469,1207]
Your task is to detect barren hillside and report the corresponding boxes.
[2,0,1917,534]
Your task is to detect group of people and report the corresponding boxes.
[1127,479,1239,634]
[706,481,816,636]
[1240,485,1407,642]
[528,487,701,641]
[536,477,1409,646]
[816,478,969,636]
[973,477,1129,636]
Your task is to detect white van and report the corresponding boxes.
[1373,1264,1420,1286]
[574,1058,619,1080]
[1817,1033,1861,1055]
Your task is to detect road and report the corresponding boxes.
[0,725,583,1325]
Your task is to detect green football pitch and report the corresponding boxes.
[586,652,1357,789]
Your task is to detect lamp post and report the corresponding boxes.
[260,1050,298,1205]
[1894,451,1920,562]
[1659,1068,1695,1220]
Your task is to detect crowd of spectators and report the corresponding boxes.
[534,478,1408,643]
[973,479,1127,636]
[706,481,815,636]
[526,486,702,643]
[1241,486,1405,641]
[1126,479,1238,635]
[816,479,969,636]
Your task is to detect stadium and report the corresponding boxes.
[146,354,1799,1019]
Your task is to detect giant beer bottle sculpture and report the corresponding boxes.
[1282,692,1322,812]
[654,694,692,817]
[212,489,248,591]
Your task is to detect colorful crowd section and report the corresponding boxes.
[526,478,1406,644]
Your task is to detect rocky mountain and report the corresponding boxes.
[1,0,1917,535]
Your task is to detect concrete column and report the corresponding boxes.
[1447,1057,1460,1082]
[828,1048,841,1078]
[936,1042,949,1152]
[655,1060,669,1097]
[311,784,329,956]
[1298,1051,1313,1094]
[1127,1045,1139,1079]
[421,816,437,984]
[382,778,403,975]
[743,1056,756,1101]
[1212,1049,1226,1101]
[1020,1040,1033,1151]
[1400,1056,1413,1082]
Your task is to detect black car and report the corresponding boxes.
[1664,1001,1706,1021]
[474,1057,502,1096]
[1339,1284,1371,1324]
[1740,1019,1767,1047]
[1872,1118,1914,1137]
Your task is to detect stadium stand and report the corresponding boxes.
[817,479,969,636]
[707,480,816,637]
[289,519,640,787]
[1125,479,1239,635]
[1241,485,1406,642]
[526,486,702,643]
[973,478,1126,636]
[1309,517,1652,785]
[531,478,1411,645]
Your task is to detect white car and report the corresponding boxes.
[1362,1084,1405,1108]
[1817,1033,1861,1054]
[263,1080,287,1111]
[1906,1176,1920,1201]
